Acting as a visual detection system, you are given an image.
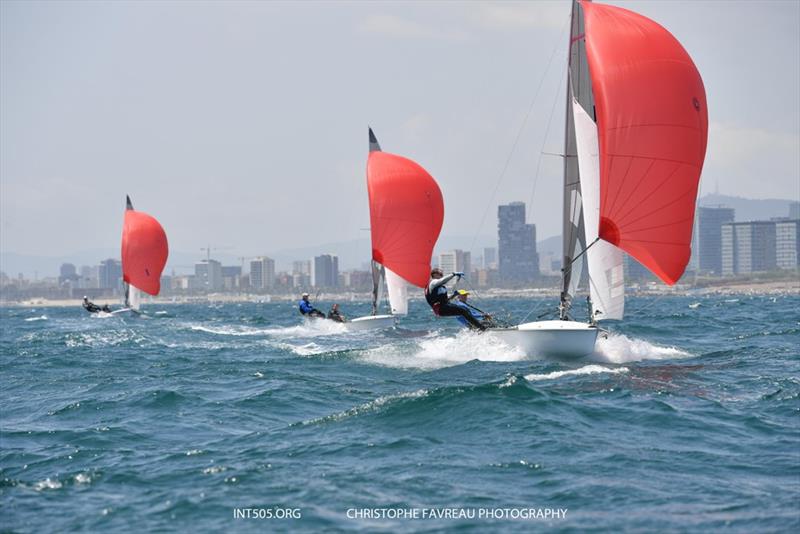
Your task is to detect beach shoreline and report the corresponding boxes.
[3,278,798,308]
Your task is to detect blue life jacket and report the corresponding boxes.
[299,300,315,315]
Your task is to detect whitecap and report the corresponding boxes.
[360,330,526,370]
[303,389,429,424]
[33,478,62,490]
[25,315,47,322]
[525,364,628,381]
[74,473,92,484]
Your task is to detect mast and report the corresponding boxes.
[123,196,133,308]
[368,127,383,315]
[560,0,594,319]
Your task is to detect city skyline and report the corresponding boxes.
[2,1,798,263]
[2,194,799,280]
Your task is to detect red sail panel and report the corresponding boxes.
[121,210,169,295]
[582,0,708,284]
[367,151,444,288]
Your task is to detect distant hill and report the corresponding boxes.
[698,194,798,222]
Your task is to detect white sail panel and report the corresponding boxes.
[128,284,142,312]
[384,267,408,315]
[571,97,624,320]
[567,189,585,298]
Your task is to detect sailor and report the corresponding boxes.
[425,268,486,330]
[298,293,325,318]
[453,289,494,329]
[327,303,346,323]
[82,296,102,313]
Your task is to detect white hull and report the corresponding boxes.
[488,320,598,359]
[346,314,397,331]
[111,308,141,317]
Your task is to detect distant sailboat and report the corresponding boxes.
[491,0,708,357]
[347,128,444,330]
[117,195,169,315]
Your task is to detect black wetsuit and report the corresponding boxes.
[327,309,346,323]
[82,300,102,313]
[425,274,486,330]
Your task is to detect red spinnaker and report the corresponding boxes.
[367,151,444,288]
[582,0,708,284]
[121,207,169,295]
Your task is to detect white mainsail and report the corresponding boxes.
[571,97,625,320]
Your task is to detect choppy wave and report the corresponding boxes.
[24,315,48,322]
[2,296,798,533]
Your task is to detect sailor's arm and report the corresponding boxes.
[428,273,458,292]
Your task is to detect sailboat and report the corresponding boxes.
[115,195,169,315]
[490,0,708,358]
[347,128,444,330]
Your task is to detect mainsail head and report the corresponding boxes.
[366,129,444,289]
[121,196,169,296]
[581,0,708,284]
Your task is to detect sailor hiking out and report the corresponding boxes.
[424,268,486,330]
[82,296,111,314]
[298,293,326,318]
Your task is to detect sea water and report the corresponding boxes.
[1,294,798,531]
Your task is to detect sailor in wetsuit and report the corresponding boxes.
[327,303,346,323]
[298,293,325,318]
[82,296,111,314]
[424,268,486,330]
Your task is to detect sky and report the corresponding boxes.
[2,0,799,265]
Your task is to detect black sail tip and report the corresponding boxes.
[368,127,381,152]
[126,195,134,210]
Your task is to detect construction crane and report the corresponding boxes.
[199,245,233,263]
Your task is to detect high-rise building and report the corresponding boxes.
[624,254,655,282]
[79,265,98,289]
[98,259,122,290]
[498,202,539,283]
[311,254,339,288]
[696,206,735,275]
[721,221,777,275]
[195,259,223,291]
[789,201,800,220]
[776,219,800,270]
[59,263,78,285]
[221,265,242,290]
[483,247,497,269]
[292,260,311,276]
[249,257,275,290]
[438,250,471,276]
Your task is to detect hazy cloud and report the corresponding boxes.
[358,14,468,42]
[466,1,566,31]
[705,122,800,199]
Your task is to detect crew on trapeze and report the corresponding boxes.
[424,268,486,330]
[82,296,111,314]
[298,293,326,318]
